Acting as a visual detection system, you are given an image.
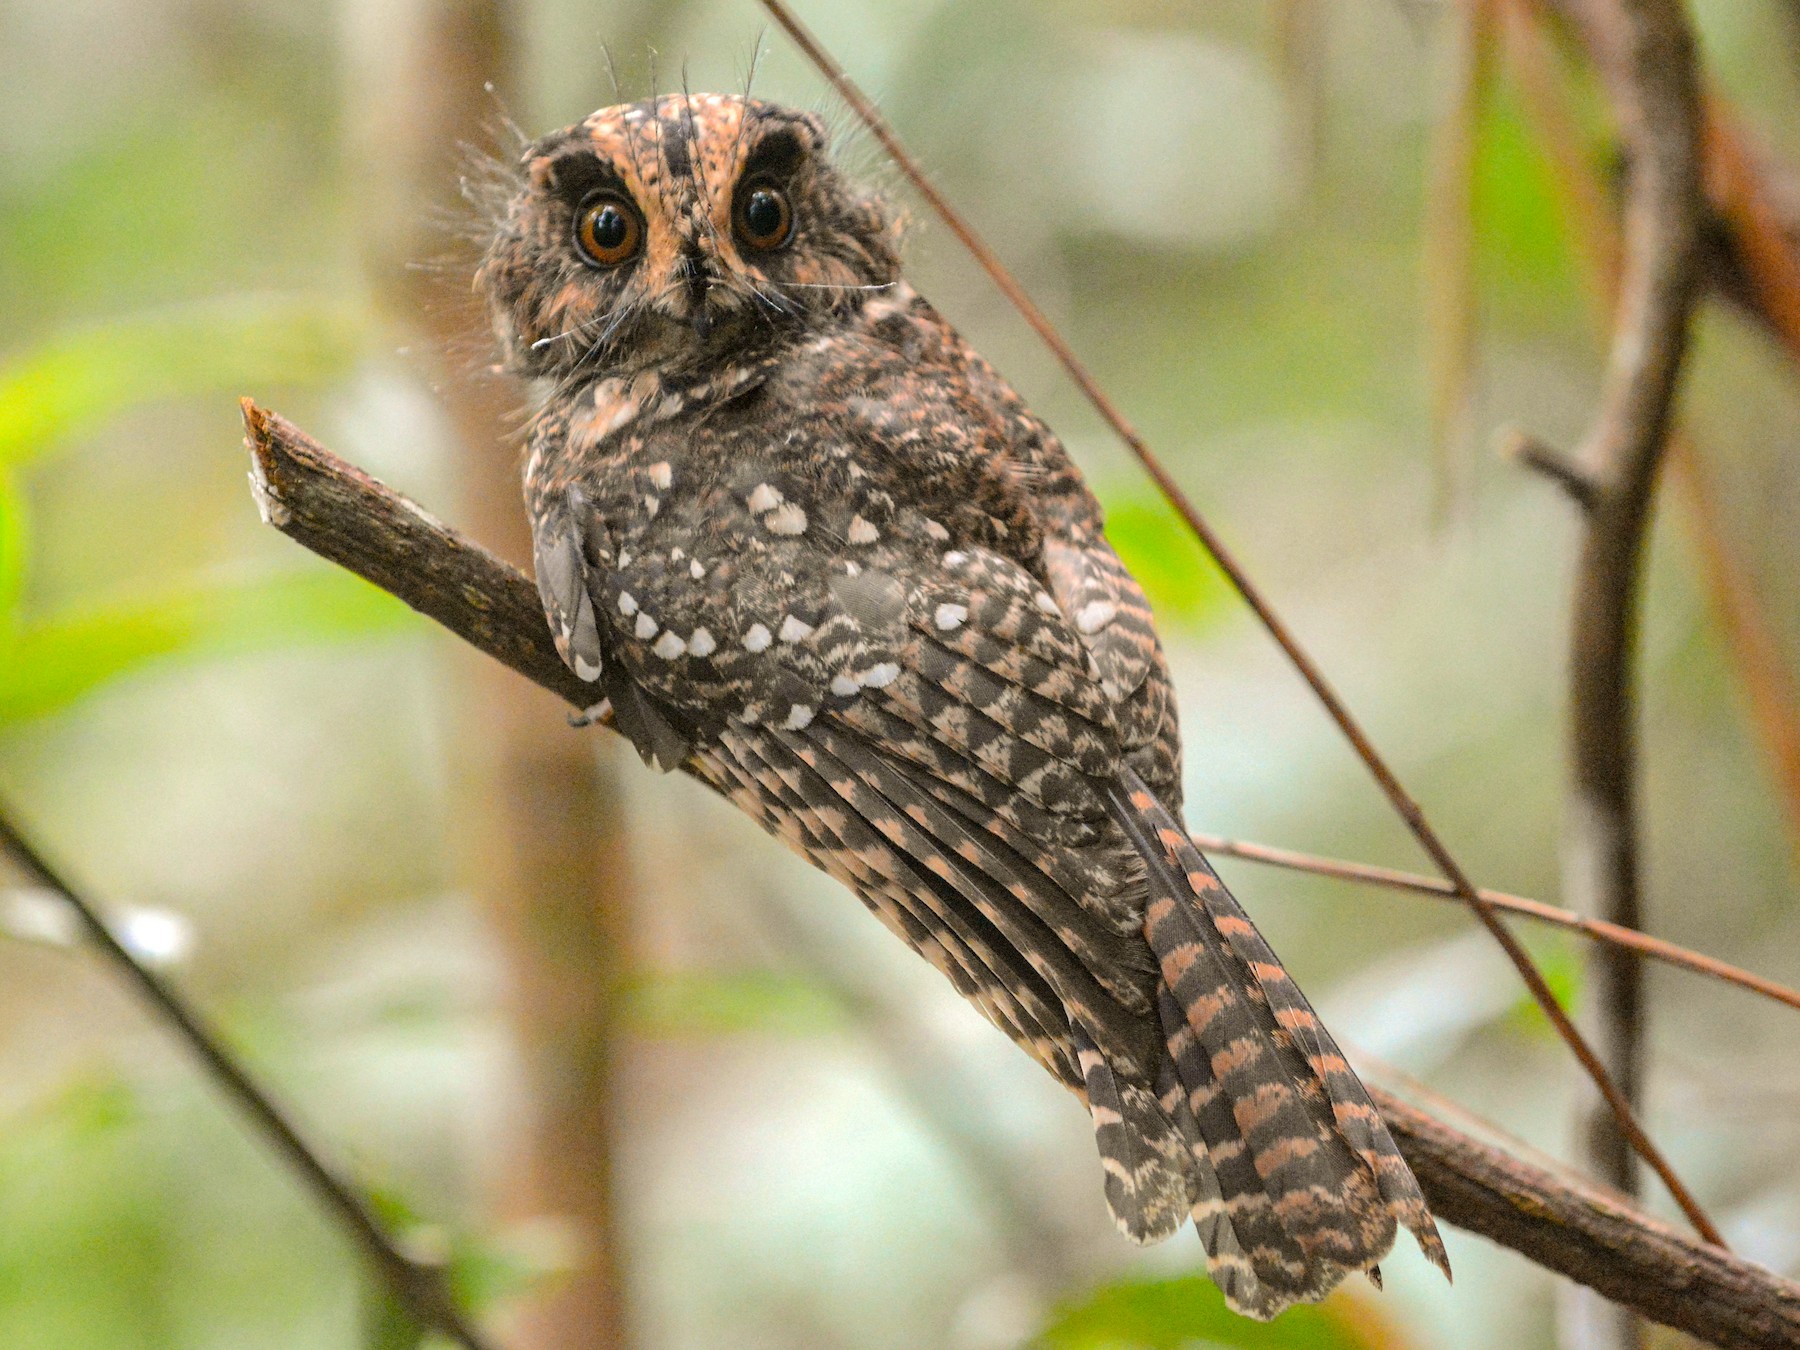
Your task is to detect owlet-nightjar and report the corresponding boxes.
[476,93,1449,1318]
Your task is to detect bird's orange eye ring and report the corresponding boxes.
[574,192,643,268]
[734,182,794,252]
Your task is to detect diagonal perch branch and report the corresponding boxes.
[241,398,1800,1350]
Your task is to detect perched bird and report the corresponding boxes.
[476,92,1448,1317]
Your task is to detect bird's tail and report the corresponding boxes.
[1104,767,1450,1320]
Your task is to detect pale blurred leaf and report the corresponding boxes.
[0,566,415,724]
[0,295,364,467]
[626,968,848,1037]
[449,1219,579,1314]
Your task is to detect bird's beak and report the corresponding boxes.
[683,250,714,340]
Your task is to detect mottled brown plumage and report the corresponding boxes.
[476,92,1449,1317]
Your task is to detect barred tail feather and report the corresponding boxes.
[1069,1018,1195,1244]
[1107,770,1451,1319]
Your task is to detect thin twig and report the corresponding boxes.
[1501,426,1602,512]
[240,405,1800,1346]
[0,803,494,1350]
[750,0,1717,1245]
[1188,832,1800,1013]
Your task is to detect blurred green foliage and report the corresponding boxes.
[625,967,849,1037]
[1035,1275,1393,1350]
[0,296,415,727]
[0,298,365,468]
[2,1,1798,1348]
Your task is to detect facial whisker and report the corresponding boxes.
[728,36,766,189]
[766,279,899,292]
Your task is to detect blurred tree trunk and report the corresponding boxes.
[341,2,635,1345]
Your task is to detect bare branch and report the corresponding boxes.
[1377,1092,1800,1350]
[0,797,495,1350]
[1548,0,1710,1251]
[751,0,1712,1244]
[240,402,1800,1346]
[1506,0,1800,918]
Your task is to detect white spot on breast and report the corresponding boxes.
[743,622,772,653]
[847,515,879,545]
[923,518,950,542]
[643,494,660,518]
[670,547,685,561]
[1035,591,1061,616]
[647,461,673,490]
[617,549,633,569]
[747,483,783,514]
[778,614,815,643]
[858,662,901,689]
[1075,600,1117,634]
[574,654,602,681]
[634,612,659,640]
[942,550,967,568]
[687,627,716,658]
[617,591,638,616]
[830,673,860,697]
[934,603,968,632]
[764,503,808,536]
[652,630,687,660]
[784,703,816,730]
[689,559,705,579]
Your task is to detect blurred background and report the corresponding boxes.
[3,1,1799,1346]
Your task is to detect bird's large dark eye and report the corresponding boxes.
[574,193,642,267]
[734,183,793,252]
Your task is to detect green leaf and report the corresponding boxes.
[1034,1275,1397,1350]
[361,1187,570,1322]
[0,295,365,467]
[0,470,25,622]
[1473,83,1585,325]
[448,1221,578,1314]
[1101,492,1237,633]
[624,968,848,1037]
[362,1281,430,1350]
[0,566,416,725]
[1504,937,1584,1042]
